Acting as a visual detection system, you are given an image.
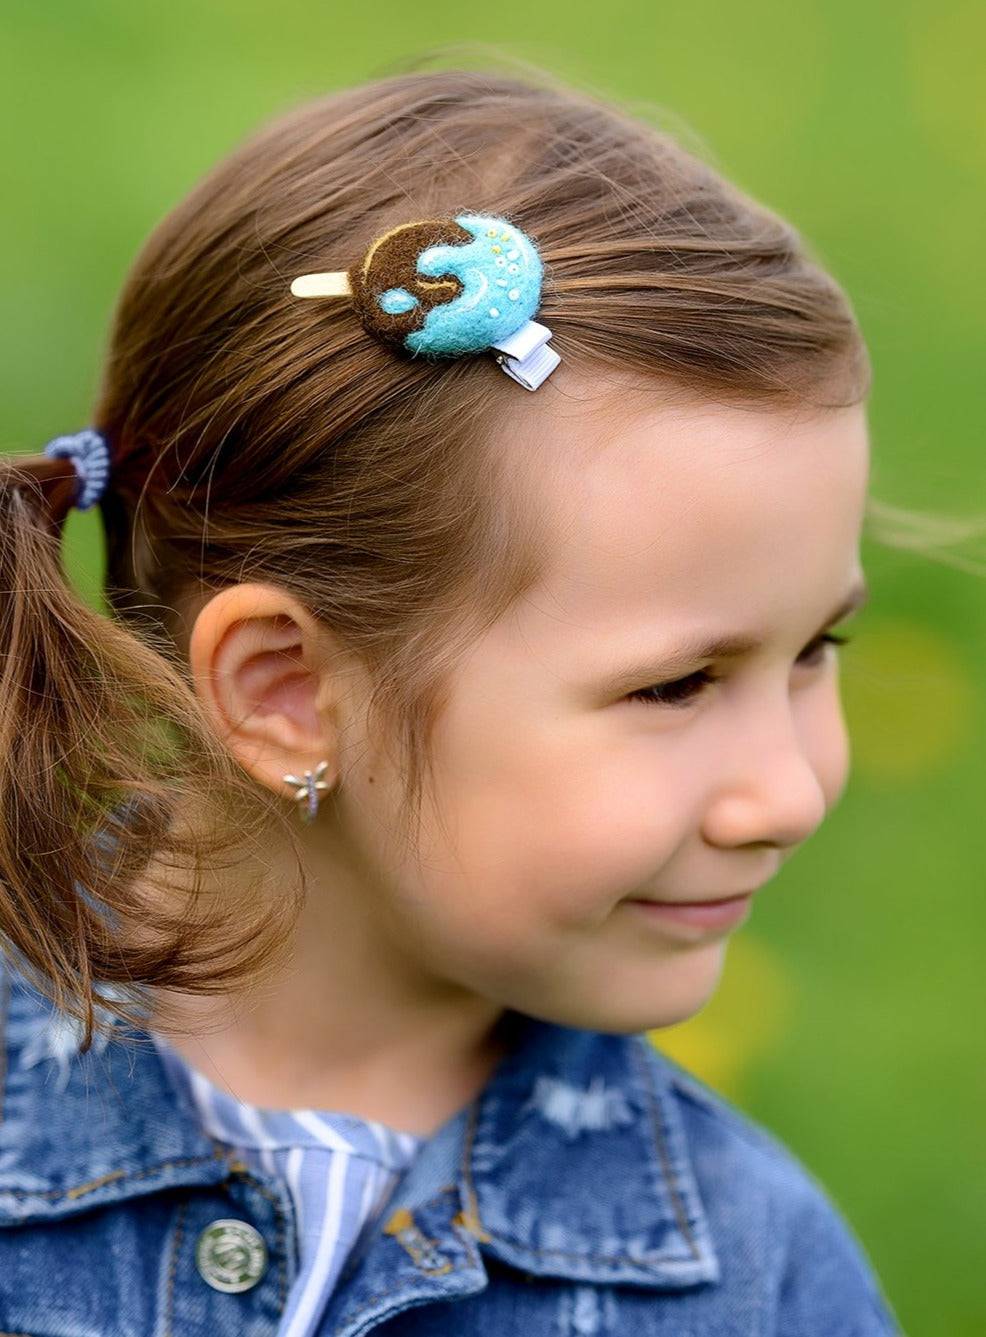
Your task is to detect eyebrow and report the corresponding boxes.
[601,580,870,691]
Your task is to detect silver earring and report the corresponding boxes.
[283,761,332,822]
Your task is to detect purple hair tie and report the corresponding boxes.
[43,429,111,511]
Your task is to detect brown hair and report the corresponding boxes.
[0,70,868,1037]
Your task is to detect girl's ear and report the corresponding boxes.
[188,583,358,800]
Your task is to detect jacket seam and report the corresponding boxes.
[163,1197,187,1337]
[469,1238,698,1268]
[456,1095,485,1239]
[337,1272,446,1328]
[392,1180,695,1269]
[631,1038,700,1259]
[338,1215,484,1329]
[0,1152,225,1202]
[230,1167,293,1310]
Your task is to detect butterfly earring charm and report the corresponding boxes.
[283,761,332,822]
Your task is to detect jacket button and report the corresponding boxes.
[196,1218,268,1293]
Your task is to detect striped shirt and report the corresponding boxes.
[156,1042,421,1337]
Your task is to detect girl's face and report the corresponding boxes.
[332,387,870,1034]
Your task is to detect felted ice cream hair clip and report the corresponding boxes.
[290,214,560,390]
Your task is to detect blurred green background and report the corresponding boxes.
[1,2,983,1332]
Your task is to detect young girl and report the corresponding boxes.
[0,70,897,1335]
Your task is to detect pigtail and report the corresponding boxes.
[0,458,298,1043]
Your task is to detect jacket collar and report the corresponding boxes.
[0,971,717,1293]
[460,1018,717,1286]
[382,1016,718,1289]
[0,969,227,1221]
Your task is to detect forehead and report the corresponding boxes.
[506,381,869,638]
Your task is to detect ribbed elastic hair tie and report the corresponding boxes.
[43,429,111,511]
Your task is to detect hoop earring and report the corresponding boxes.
[283,762,332,822]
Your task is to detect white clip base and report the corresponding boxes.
[492,320,561,391]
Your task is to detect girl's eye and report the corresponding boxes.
[628,631,852,708]
[627,668,715,709]
[796,630,851,668]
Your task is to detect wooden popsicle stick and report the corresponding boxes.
[290,272,351,298]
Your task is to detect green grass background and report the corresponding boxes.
[2,2,983,1332]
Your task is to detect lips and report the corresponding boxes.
[625,892,754,934]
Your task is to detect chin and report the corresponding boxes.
[586,996,717,1036]
[554,944,729,1035]
[532,982,725,1038]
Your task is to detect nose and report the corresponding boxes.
[700,704,837,852]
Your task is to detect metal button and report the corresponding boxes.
[196,1218,268,1293]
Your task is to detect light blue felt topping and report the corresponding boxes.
[404,215,543,357]
[379,287,419,316]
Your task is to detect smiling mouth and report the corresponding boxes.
[625,892,754,934]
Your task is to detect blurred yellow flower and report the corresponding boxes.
[650,932,794,1101]
[840,617,975,780]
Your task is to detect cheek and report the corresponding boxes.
[422,723,698,914]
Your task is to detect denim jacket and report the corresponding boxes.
[0,965,898,1336]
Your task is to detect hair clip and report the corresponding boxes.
[290,215,560,391]
[43,429,111,511]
